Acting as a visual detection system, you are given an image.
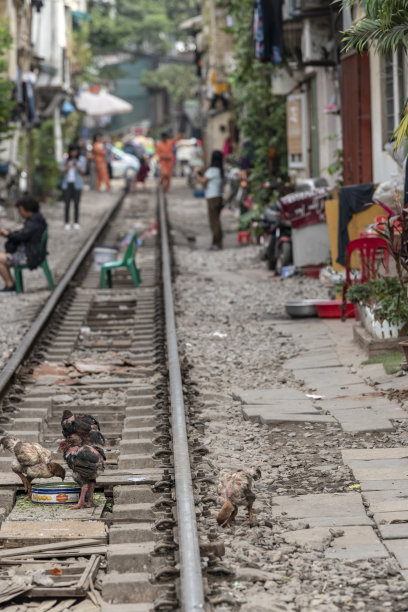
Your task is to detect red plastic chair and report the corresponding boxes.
[341,237,389,320]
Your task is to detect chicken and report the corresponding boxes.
[0,436,65,498]
[217,466,261,528]
[59,435,105,509]
[61,410,105,446]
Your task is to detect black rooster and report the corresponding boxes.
[61,410,105,446]
[59,434,105,509]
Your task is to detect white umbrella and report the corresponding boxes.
[75,91,133,117]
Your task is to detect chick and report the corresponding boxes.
[0,436,65,498]
[217,466,261,528]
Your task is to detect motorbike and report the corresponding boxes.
[260,199,292,273]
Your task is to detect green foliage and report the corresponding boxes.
[89,0,195,56]
[339,0,408,148]
[71,22,94,85]
[227,0,287,203]
[361,351,402,375]
[62,111,82,148]
[140,64,197,107]
[30,121,60,196]
[0,20,15,145]
[346,281,376,303]
[347,276,408,324]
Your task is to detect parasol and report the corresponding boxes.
[75,91,133,117]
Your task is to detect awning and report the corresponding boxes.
[75,90,133,117]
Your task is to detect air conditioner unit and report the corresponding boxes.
[301,18,330,63]
[291,0,328,12]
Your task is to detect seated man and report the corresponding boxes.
[0,195,47,292]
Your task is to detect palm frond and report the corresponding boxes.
[392,111,408,152]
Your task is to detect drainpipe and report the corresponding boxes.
[54,106,63,162]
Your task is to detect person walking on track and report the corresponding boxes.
[156,132,180,193]
[60,144,86,230]
[93,134,111,192]
[195,150,224,250]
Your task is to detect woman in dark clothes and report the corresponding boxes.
[0,195,47,292]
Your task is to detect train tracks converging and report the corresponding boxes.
[0,189,205,611]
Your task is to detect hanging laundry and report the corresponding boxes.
[253,0,284,65]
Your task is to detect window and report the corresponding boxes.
[383,48,407,144]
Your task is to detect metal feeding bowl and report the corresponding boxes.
[31,482,81,504]
[284,299,319,318]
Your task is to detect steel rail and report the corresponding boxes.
[0,192,125,397]
[158,189,205,611]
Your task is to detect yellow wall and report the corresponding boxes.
[325,199,386,271]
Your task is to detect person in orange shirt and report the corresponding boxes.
[93,134,111,192]
[155,132,181,193]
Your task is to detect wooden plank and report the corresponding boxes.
[0,538,102,559]
[0,520,106,547]
[7,546,106,559]
[44,600,77,611]
[28,557,100,598]
[77,555,100,590]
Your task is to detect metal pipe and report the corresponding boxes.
[158,189,205,611]
[0,192,125,398]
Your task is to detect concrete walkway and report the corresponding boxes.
[234,316,408,576]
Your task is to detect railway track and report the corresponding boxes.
[0,189,206,611]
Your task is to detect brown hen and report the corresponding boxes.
[0,436,65,498]
[217,467,261,528]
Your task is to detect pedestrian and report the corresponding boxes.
[133,155,150,192]
[195,150,224,250]
[104,136,113,180]
[60,144,86,230]
[0,194,47,292]
[93,134,111,192]
[155,132,180,193]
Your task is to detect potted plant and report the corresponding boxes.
[347,277,408,339]
[346,197,408,339]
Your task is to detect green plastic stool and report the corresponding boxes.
[99,233,141,289]
[14,228,55,293]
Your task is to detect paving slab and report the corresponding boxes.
[324,400,406,420]
[385,539,408,568]
[330,408,394,433]
[324,526,389,561]
[373,510,408,540]
[343,449,408,462]
[272,493,372,527]
[244,401,319,414]
[285,355,341,370]
[308,383,376,399]
[291,367,362,389]
[362,490,408,513]
[232,388,308,404]
[281,526,333,550]
[346,459,408,481]
[243,406,334,425]
[361,480,408,492]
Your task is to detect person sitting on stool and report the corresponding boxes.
[0,194,47,293]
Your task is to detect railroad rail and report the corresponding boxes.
[0,188,205,611]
